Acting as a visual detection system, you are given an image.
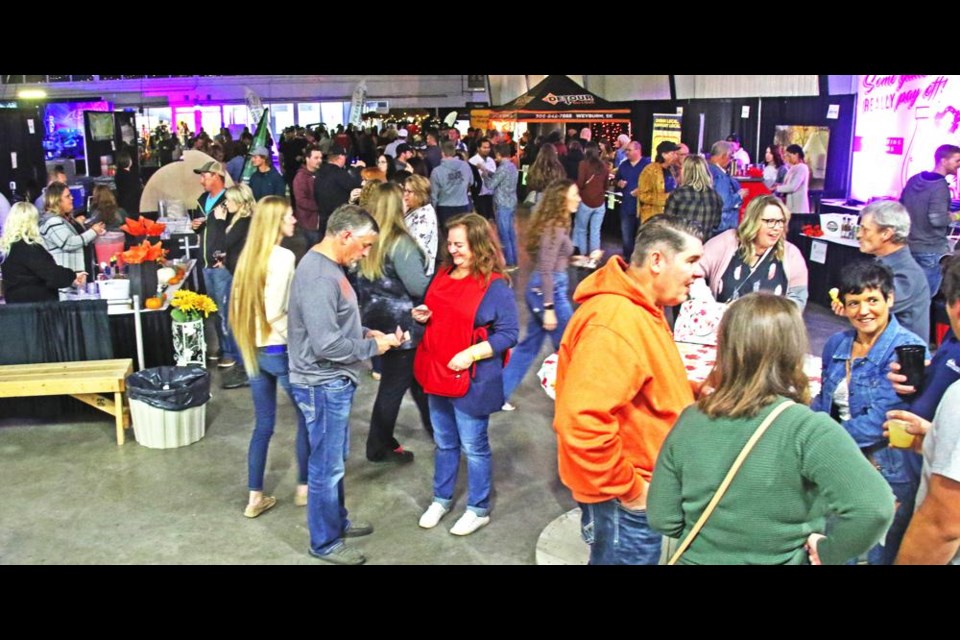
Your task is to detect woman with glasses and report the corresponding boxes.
[39,182,105,279]
[699,195,809,309]
[401,174,438,276]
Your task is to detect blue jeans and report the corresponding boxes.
[574,202,606,254]
[291,377,357,556]
[203,266,239,360]
[247,350,309,491]
[579,500,662,565]
[911,251,944,297]
[502,271,572,401]
[496,206,518,266]
[428,395,492,516]
[867,479,917,565]
[619,201,638,259]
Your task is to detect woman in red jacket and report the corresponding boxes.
[413,213,519,536]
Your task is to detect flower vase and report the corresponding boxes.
[172,318,206,367]
[128,262,159,302]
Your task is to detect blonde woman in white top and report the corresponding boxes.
[229,196,308,518]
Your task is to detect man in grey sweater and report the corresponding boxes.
[288,204,401,565]
[900,143,960,296]
[430,140,474,227]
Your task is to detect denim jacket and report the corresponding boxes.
[810,315,927,484]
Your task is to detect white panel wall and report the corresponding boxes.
[585,75,671,101]
[678,75,820,99]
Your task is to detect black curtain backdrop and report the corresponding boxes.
[622,94,856,200]
[0,299,114,420]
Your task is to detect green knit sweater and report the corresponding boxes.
[647,398,895,565]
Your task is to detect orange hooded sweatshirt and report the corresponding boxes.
[553,256,694,504]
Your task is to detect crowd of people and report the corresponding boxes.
[2,120,958,566]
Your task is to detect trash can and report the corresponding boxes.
[126,366,210,449]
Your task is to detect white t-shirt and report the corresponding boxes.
[916,380,960,564]
[832,376,852,422]
[470,154,496,196]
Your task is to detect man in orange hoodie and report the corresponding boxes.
[554,215,705,565]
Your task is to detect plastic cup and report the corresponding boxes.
[888,419,914,449]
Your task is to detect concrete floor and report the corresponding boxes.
[0,214,850,565]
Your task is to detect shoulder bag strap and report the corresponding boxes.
[668,399,796,565]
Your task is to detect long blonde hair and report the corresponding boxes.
[737,195,791,264]
[359,182,421,281]
[1,202,43,254]
[229,196,290,376]
[698,293,810,418]
[224,183,256,234]
[526,179,574,255]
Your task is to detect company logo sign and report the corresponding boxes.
[543,92,596,106]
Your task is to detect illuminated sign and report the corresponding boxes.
[542,92,596,106]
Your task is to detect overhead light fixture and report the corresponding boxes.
[17,89,47,99]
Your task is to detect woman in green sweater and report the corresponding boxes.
[647,293,895,565]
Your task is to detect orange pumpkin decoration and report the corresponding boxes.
[144,297,163,310]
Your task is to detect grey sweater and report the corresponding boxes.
[901,171,952,254]
[430,158,473,207]
[288,250,379,386]
[39,213,96,273]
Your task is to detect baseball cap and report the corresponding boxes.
[193,160,225,177]
[656,141,681,154]
[397,128,409,138]
[251,145,270,157]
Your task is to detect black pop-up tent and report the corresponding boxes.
[488,75,631,124]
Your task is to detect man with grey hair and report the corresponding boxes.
[288,204,402,565]
[847,199,931,344]
[553,215,705,565]
[708,140,749,233]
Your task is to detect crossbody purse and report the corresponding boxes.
[668,399,796,565]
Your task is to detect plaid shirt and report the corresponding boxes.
[663,185,723,238]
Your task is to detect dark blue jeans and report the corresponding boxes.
[502,271,572,401]
[911,251,944,297]
[619,200,638,259]
[203,266,239,360]
[247,350,309,491]
[579,499,662,565]
[435,204,471,228]
[866,479,917,565]
[292,376,357,556]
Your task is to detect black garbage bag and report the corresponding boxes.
[126,366,210,411]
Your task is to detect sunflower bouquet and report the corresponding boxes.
[170,290,218,322]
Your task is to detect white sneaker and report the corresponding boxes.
[449,511,490,536]
[418,502,450,529]
[501,402,516,411]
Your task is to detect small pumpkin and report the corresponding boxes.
[144,297,163,310]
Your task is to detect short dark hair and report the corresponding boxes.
[477,137,492,148]
[440,140,456,157]
[494,143,512,158]
[116,150,133,170]
[786,144,805,159]
[838,260,894,303]
[631,214,704,266]
[941,254,960,306]
[935,144,960,164]
[303,143,321,161]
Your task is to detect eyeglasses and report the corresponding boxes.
[760,218,785,229]
[403,189,415,194]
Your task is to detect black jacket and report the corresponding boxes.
[224,216,251,274]
[195,190,230,268]
[114,168,143,218]
[314,162,361,220]
[2,241,77,303]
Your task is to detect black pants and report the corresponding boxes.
[367,348,433,460]
[435,204,471,228]
[474,194,494,220]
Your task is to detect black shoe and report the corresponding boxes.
[367,447,414,464]
[221,367,249,389]
[343,520,374,538]
[308,543,366,565]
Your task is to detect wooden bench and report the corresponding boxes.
[0,359,134,445]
